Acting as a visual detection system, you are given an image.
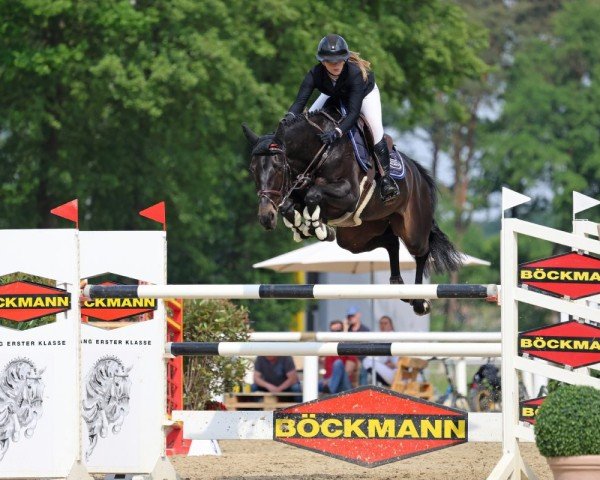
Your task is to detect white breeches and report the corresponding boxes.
[362,356,397,385]
[309,83,384,142]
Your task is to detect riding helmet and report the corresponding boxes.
[316,34,350,63]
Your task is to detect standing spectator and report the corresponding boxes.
[363,315,398,386]
[253,356,302,402]
[320,320,358,394]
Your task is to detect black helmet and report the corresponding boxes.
[316,34,350,63]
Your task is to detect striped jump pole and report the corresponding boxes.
[166,341,501,358]
[84,283,498,300]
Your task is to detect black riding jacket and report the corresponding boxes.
[288,62,375,135]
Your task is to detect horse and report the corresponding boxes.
[82,357,132,460]
[0,359,45,461]
[242,109,462,315]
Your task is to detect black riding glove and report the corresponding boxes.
[319,129,341,145]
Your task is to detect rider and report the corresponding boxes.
[286,33,400,201]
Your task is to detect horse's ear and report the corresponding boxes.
[273,121,285,145]
[241,123,259,145]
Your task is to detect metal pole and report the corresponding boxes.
[84,283,498,300]
[166,341,501,358]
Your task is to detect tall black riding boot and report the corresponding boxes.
[373,138,400,201]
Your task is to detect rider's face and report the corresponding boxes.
[322,60,344,76]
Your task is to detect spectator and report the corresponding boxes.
[320,320,358,394]
[378,315,395,332]
[345,306,370,332]
[345,306,370,384]
[252,356,302,402]
[363,315,398,386]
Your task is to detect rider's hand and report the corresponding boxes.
[319,129,342,145]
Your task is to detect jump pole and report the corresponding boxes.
[84,283,497,300]
[166,341,501,358]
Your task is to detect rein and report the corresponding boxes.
[257,111,341,210]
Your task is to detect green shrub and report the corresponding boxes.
[181,299,251,410]
[535,384,600,457]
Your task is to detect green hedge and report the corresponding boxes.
[535,385,600,457]
[181,299,251,410]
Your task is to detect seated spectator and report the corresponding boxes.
[252,355,302,402]
[378,314,395,333]
[363,315,398,386]
[345,306,370,332]
[344,306,370,385]
[320,320,358,394]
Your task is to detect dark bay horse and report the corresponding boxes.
[242,110,462,315]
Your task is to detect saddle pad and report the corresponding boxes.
[348,128,406,181]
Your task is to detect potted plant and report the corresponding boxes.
[535,384,600,479]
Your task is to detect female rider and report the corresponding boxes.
[286,34,399,201]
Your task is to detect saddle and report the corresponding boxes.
[350,115,406,181]
[327,113,406,228]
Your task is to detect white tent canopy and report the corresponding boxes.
[253,240,490,274]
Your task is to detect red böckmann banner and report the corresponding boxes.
[519,251,600,299]
[274,386,467,467]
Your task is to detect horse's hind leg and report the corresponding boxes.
[411,253,431,316]
[383,229,429,315]
[381,230,403,284]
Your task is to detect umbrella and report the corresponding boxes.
[252,241,490,273]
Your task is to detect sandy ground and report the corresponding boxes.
[171,440,552,480]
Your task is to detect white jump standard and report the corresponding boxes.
[84,283,498,300]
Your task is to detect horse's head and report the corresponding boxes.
[242,122,288,230]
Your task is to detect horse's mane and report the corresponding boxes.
[280,108,341,129]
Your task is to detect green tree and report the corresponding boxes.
[482,0,600,231]
[0,0,487,330]
[391,1,563,330]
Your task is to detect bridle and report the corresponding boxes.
[256,143,292,211]
[255,111,341,211]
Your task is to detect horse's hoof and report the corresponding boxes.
[389,276,404,285]
[293,230,302,242]
[315,224,328,240]
[412,300,431,316]
[325,226,336,242]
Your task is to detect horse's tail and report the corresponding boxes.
[403,154,462,276]
[426,220,463,276]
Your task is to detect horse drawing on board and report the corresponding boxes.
[242,109,462,315]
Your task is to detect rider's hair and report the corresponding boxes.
[348,51,371,82]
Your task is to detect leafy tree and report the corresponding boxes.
[0,0,487,330]
[394,1,564,329]
[482,0,600,233]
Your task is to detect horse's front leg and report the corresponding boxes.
[304,179,358,241]
[280,199,312,242]
[303,186,335,241]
